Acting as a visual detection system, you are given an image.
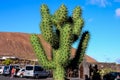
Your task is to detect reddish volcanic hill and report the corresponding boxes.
[0,32,97,63]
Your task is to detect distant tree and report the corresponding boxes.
[2,58,13,65]
[30,4,90,80]
[98,68,115,77]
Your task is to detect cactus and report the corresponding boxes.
[30,4,90,80]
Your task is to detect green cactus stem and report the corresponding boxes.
[30,4,90,80]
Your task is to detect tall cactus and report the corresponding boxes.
[30,4,90,80]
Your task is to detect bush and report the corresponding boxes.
[2,58,13,65]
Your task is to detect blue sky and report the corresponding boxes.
[0,0,120,63]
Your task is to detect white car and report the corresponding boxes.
[16,68,25,78]
[0,66,5,74]
[24,65,49,79]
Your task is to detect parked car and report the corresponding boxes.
[16,68,25,78]
[103,72,120,80]
[24,65,49,79]
[0,66,5,74]
[2,65,10,76]
[3,65,20,76]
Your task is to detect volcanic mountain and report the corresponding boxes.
[0,32,97,63]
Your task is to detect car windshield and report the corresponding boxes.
[0,66,2,69]
[26,66,33,70]
[34,66,44,71]
[4,66,9,70]
[15,66,19,69]
[21,69,25,71]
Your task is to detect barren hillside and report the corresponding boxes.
[0,32,97,63]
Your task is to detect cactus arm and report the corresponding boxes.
[40,4,54,44]
[40,4,59,49]
[72,6,84,42]
[68,31,90,69]
[30,34,55,69]
[72,6,82,21]
[77,31,90,63]
[59,24,72,65]
[73,18,84,36]
[52,4,68,29]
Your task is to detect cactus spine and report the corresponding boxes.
[30,4,90,80]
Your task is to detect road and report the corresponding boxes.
[0,75,52,80]
[0,75,82,80]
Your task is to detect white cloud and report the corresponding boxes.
[86,0,111,7]
[115,8,120,17]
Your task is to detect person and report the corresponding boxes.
[85,75,90,80]
[10,67,16,78]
